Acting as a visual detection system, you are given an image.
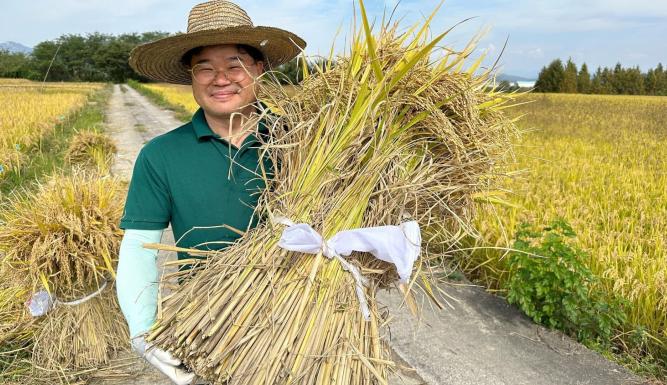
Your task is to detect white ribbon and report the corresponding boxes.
[274,217,421,320]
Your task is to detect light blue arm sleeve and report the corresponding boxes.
[116,229,164,338]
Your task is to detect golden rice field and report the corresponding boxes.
[142,83,199,113]
[469,93,667,364]
[0,79,103,178]
[141,83,666,368]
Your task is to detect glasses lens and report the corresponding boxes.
[192,66,215,84]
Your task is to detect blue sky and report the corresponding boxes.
[2,0,666,78]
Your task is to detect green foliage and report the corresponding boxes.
[535,58,667,95]
[0,50,34,78]
[561,58,578,93]
[577,63,591,94]
[0,32,170,83]
[534,59,564,92]
[506,219,627,348]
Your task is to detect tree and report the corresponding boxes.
[577,63,591,94]
[561,58,578,93]
[0,50,32,78]
[535,59,565,92]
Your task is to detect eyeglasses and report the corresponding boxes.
[189,61,257,84]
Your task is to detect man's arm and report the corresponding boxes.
[116,228,195,385]
[116,228,163,338]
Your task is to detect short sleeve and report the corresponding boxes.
[120,147,171,230]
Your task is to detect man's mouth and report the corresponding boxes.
[210,90,239,100]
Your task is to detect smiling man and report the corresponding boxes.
[116,2,305,384]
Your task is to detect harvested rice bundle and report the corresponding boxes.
[0,147,27,180]
[0,172,129,374]
[65,131,117,174]
[0,270,33,346]
[148,2,518,384]
[31,290,128,373]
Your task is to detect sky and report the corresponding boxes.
[2,0,666,79]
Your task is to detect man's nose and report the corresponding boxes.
[212,70,232,85]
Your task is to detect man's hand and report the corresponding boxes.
[132,335,195,385]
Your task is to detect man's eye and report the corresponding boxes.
[198,68,215,73]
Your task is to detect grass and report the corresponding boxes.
[126,80,193,122]
[0,85,112,196]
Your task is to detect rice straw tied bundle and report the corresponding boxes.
[147,1,519,384]
[0,172,129,378]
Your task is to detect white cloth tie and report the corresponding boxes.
[274,217,421,320]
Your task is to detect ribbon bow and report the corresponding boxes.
[274,217,421,320]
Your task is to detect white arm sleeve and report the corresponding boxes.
[116,229,164,338]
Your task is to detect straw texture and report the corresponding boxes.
[146,1,520,384]
[129,1,306,84]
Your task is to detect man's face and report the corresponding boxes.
[189,44,264,118]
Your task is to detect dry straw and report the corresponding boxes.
[147,1,519,384]
[65,131,118,174]
[0,172,129,379]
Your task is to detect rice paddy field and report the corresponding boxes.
[469,93,667,371]
[0,79,104,183]
[137,83,666,374]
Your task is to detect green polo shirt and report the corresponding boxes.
[120,108,271,260]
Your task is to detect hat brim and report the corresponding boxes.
[129,26,306,84]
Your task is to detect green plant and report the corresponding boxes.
[506,219,627,348]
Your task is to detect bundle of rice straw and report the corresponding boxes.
[65,131,117,174]
[0,172,129,378]
[0,269,33,347]
[0,147,27,180]
[148,2,519,384]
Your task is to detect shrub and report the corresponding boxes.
[506,219,627,348]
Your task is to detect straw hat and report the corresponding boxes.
[129,0,306,84]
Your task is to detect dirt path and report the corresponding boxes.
[100,84,646,385]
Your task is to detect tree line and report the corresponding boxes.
[535,58,667,95]
[0,33,173,83]
[0,32,315,84]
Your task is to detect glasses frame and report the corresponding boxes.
[188,58,260,85]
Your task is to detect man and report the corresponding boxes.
[116,2,306,384]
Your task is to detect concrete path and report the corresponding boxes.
[100,84,647,385]
[378,283,646,385]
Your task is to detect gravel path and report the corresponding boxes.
[97,84,646,385]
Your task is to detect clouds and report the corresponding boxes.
[1,0,665,78]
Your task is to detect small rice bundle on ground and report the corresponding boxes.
[148,2,518,384]
[0,147,27,181]
[65,131,117,174]
[0,172,129,379]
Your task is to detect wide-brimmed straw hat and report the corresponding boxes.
[129,0,306,84]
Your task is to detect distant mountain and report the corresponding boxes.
[0,41,33,54]
[496,73,535,83]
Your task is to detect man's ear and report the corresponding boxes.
[256,61,265,74]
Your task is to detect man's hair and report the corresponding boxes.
[180,44,265,68]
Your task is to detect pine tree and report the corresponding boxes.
[655,63,666,95]
[535,59,565,92]
[561,58,578,93]
[590,67,603,94]
[577,63,591,94]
